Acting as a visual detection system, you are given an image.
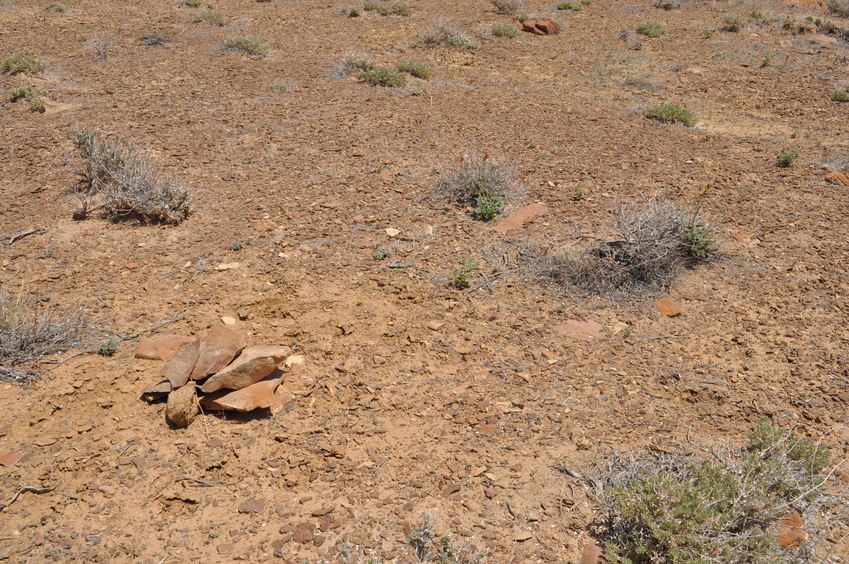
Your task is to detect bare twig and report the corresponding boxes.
[3,228,43,245]
[0,486,53,512]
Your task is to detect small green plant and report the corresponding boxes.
[491,0,522,14]
[636,23,665,37]
[450,258,477,289]
[195,8,228,26]
[776,150,798,168]
[572,186,586,200]
[10,85,46,113]
[557,1,584,11]
[419,23,478,49]
[645,103,695,126]
[221,35,268,57]
[343,5,361,16]
[472,194,505,221]
[437,154,521,218]
[362,1,410,16]
[98,339,119,357]
[682,215,717,259]
[702,27,716,37]
[492,24,518,37]
[760,54,773,67]
[831,89,849,102]
[653,0,680,9]
[230,241,244,251]
[1,54,43,75]
[372,247,389,260]
[181,0,202,6]
[46,2,66,12]
[395,59,432,79]
[723,14,745,32]
[447,32,478,49]
[357,66,406,87]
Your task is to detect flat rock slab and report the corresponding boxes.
[825,170,849,186]
[200,376,281,412]
[0,450,22,467]
[777,508,808,548]
[166,384,199,427]
[201,345,289,393]
[656,296,683,317]
[141,378,172,402]
[191,326,246,381]
[522,18,561,35]
[238,498,266,514]
[555,319,603,340]
[135,334,196,361]
[161,339,200,388]
[492,203,549,234]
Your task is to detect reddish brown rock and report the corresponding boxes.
[238,498,266,514]
[270,387,296,415]
[555,319,602,340]
[656,296,683,317]
[161,339,200,388]
[292,523,314,544]
[777,508,808,548]
[492,203,549,234]
[140,378,172,402]
[166,384,199,428]
[0,450,22,467]
[522,18,561,35]
[825,170,849,187]
[200,345,289,393]
[579,542,602,564]
[190,325,246,381]
[134,334,196,361]
[200,375,281,412]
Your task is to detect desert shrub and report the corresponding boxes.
[828,0,849,16]
[491,0,522,14]
[557,1,585,11]
[776,150,799,168]
[0,289,91,384]
[418,22,478,49]
[71,129,191,223]
[654,0,680,9]
[636,23,665,37]
[645,103,695,126]
[195,9,228,26]
[141,33,169,47]
[335,52,374,76]
[436,154,520,221]
[538,196,717,296]
[492,24,517,37]
[181,0,202,6]
[723,14,745,32]
[362,1,410,15]
[46,2,66,12]
[221,35,268,57]
[395,58,432,79]
[450,258,477,289]
[342,5,361,16]
[10,85,46,113]
[1,54,43,75]
[831,89,849,102]
[357,66,406,87]
[596,419,833,563]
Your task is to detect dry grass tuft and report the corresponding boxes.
[436,154,523,220]
[418,21,478,49]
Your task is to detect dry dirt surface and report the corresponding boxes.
[2,0,849,562]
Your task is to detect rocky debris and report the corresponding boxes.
[825,170,849,186]
[556,319,603,340]
[522,18,561,35]
[191,325,246,380]
[200,345,289,393]
[134,334,196,360]
[0,450,22,467]
[776,508,808,548]
[138,326,293,426]
[162,339,200,388]
[656,296,683,317]
[492,203,549,234]
[165,384,199,428]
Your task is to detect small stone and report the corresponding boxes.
[216,262,240,271]
[238,498,266,514]
[455,346,472,355]
[284,354,305,368]
[555,320,602,340]
[292,523,314,544]
[166,384,199,428]
[237,308,251,320]
[200,375,281,412]
[484,487,496,499]
[426,321,444,331]
[134,335,196,361]
[776,508,808,548]
[385,227,400,237]
[824,170,849,187]
[310,505,334,517]
[161,339,200,388]
[0,450,22,467]
[442,482,461,496]
[217,543,234,555]
[656,296,682,317]
[201,345,288,393]
[513,530,533,542]
[521,18,560,35]
[220,316,237,326]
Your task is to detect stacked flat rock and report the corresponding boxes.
[136,328,294,427]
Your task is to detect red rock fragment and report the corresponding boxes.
[238,498,266,514]
[492,203,549,234]
[0,450,22,467]
[556,319,602,340]
[522,18,561,35]
[135,334,196,360]
[200,376,281,412]
[190,325,246,381]
[656,296,682,317]
[777,508,808,548]
[161,339,200,388]
[825,170,849,187]
[200,345,289,393]
[140,378,171,402]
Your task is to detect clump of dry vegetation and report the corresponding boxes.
[0,289,91,384]
[418,21,478,49]
[221,35,268,57]
[828,0,849,17]
[491,0,523,15]
[436,154,522,221]
[10,85,46,112]
[334,52,375,77]
[357,66,407,87]
[362,1,410,16]
[645,103,696,126]
[0,53,43,75]
[71,129,192,224]
[395,58,432,79]
[194,8,228,26]
[592,419,839,563]
[537,196,717,296]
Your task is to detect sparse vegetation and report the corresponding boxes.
[357,66,406,87]
[831,89,849,102]
[71,129,192,223]
[653,0,680,10]
[221,35,268,57]
[723,14,745,32]
[636,23,665,38]
[181,0,202,6]
[1,54,43,75]
[395,59,432,79]
[46,2,66,12]
[436,154,521,220]
[557,1,586,11]
[596,419,833,563]
[336,52,374,77]
[98,339,119,357]
[645,103,696,126]
[828,0,849,16]
[419,22,478,49]
[194,8,228,26]
[491,0,522,15]
[362,1,410,16]
[776,150,799,168]
[450,258,477,289]
[10,85,46,113]
[406,513,484,562]
[0,289,91,384]
[492,24,518,37]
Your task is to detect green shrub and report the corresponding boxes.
[362,1,410,16]
[636,23,665,37]
[337,52,374,76]
[10,85,46,113]
[357,66,407,87]
[492,24,518,37]
[46,2,66,12]
[395,59,432,79]
[645,103,695,126]
[98,339,119,357]
[491,0,522,14]
[776,150,798,168]
[831,89,849,102]
[599,419,831,563]
[450,258,477,289]
[472,194,504,221]
[437,154,521,220]
[557,1,584,11]
[1,54,43,75]
[195,9,228,26]
[221,35,268,57]
[447,32,477,49]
